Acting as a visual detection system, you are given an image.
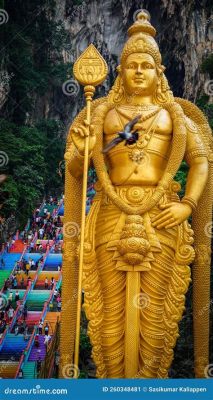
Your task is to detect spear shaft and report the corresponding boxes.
[74,86,95,374]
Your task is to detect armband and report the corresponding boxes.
[182,196,197,210]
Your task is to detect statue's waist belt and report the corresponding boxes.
[101,184,180,207]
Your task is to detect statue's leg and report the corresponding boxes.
[137,223,192,378]
[96,244,126,378]
[94,203,126,378]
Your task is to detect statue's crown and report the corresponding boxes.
[128,10,156,37]
[120,9,161,66]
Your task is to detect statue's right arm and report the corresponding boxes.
[64,119,96,179]
[65,144,85,179]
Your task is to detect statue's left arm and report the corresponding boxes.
[183,118,209,206]
[152,118,208,229]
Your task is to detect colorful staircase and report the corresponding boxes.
[58,204,64,216]
[5,289,26,309]
[39,204,57,217]
[35,271,60,288]
[0,333,28,361]
[17,311,42,328]
[16,271,36,288]
[43,254,62,271]
[26,290,50,311]
[0,270,11,289]
[43,264,61,271]
[24,253,43,263]
[0,197,64,379]
[0,361,19,378]
[28,335,47,361]
[22,361,37,378]
[10,240,25,254]
[44,312,60,335]
[1,253,22,269]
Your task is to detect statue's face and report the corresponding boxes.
[122,53,158,96]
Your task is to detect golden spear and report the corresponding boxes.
[72,44,108,376]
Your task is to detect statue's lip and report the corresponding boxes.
[134,78,145,83]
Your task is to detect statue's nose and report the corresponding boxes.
[136,65,143,74]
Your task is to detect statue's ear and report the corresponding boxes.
[158,65,166,75]
[116,65,122,74]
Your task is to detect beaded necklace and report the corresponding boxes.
[115,105,162,164]
[128,110,161,163]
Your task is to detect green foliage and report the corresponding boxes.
[79,371,87,379]
[0,1,69,229]
[177,97,213,198]
[196,99,213,130]
[196,95,210,109]
[36,119,65,194]
[174,161,189,197]
[3,0,72,123]
[80,330,92,352]
[79,328,93,378]
[201,54,213,78]
[0,118,64,228]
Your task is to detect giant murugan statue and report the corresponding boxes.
[60,11,213,379]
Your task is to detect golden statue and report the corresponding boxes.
[60,11,213,379]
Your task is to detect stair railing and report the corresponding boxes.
[9,248,46,333]
[47,319,60,378]
[15,279,59,379]
[54,198,63,217]
[39,318,60,378]
[40,279,58,323]
[9,282,32,333]
[14,327,36,379]
[0,325,9,349]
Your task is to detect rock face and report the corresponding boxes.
[53,0,213,125]
[64,0,212,104]
[1,0,212,127]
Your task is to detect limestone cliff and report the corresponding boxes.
[1,0,212,128]
[53,0,213,125]
[63,0,212,114]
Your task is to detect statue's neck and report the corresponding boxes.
[126,94,154,105]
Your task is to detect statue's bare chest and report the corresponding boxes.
[103,106,173,162]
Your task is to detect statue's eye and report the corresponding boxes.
[144,63,153,69]
[127,63,136,69]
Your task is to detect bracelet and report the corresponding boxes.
[182,196,197,210]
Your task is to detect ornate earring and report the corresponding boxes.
[156,79,161,95]
[113,75,126,103]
